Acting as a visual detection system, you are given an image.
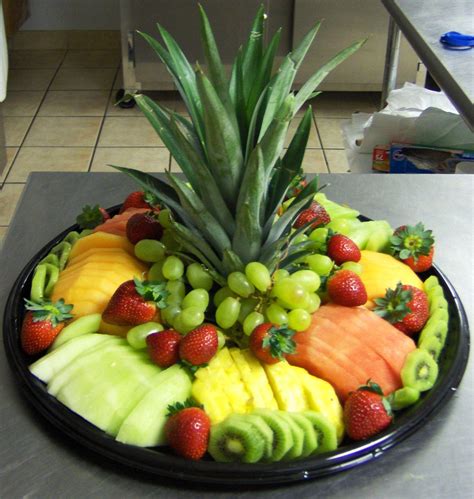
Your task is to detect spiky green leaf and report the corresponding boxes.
[241,4,265,99]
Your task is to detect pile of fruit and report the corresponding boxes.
[20,6,449,464]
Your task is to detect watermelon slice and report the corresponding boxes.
[94,207,149,237]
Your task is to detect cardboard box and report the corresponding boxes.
[389,144,474,174]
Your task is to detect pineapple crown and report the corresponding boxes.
[111,5,366,283]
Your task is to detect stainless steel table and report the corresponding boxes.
[381,0,474,131]
[1,173,473,498]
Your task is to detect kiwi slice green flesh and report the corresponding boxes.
[430,295,448,314]
[418,319,448,346]
[427,285,444,300]
[423,275,439,292]
[428,308,449,324]
[208,419,265,463]
[301,411,338,454]
[401,349,439,392]
[226,414,274,461]
[252,409,294,462]
[286,412,318,457]
[390,387,420,410]
[419,335,444,361]
[275,411,305,460]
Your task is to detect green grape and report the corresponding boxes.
[127,322,164,349]
[162,255,184,280]
[309,227,328,244]
[288,309,311,331]
[216,297,241,329]
[227,271,255,298]
[290,269,321,292]
[217,329,226,349]
[271,278,309,309]
[265,303,289,326]
[173,313,193,334]
[186,262,213,291]
[238,297,259,323]
[245,262,271,293]
[161,230,181,252]
[161,304,181,326]
[341,261,363,274]
[158,208,172,228]
[306,293,321,313]
[326,218,352,235]
[180,306,205,329]
[306,254,334,276]
[182,288,209,312]
[134,239,166,263]
[166,279,186,306]
[213,286,236,307]
[243,311,265,336]
[272,269,290,282]
[292,233,309,245]
[148,261,165,281]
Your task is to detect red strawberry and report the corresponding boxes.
[293,201,330,229]
[179,324,218,366]
[120,191,160,213]
[344,382,393,441]
[249,323,296,365]
[146,329,181,367]
[327,269,367,307]
[21,299,74,355]
[327,234,361,265]
[374,282,429,335]
[390,223,435,273]
[165,401,211,460]
[102,278,168,326]
[76,204,110,230]
[126,211,163,244]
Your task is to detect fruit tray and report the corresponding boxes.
[3,208,470,486]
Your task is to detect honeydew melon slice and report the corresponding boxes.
[116,364,192,447]
[50,314,102,350]
[30,332,116,383]
[47,340,131,396]
[56,350,162,436]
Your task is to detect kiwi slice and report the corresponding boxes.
[226,414,274,461]
[419,335,444,361]
[275,411,304,460]
[252,409,294,462]
[430,295,448,314]
[287,412,318,457]
[423,275,439,292]
[427,285,444,301]
[390,387,420,410]
[429,308,449,323]
[301,411,338,454]
[418,319,448,346]
[401,349,439,392]
[208,419,265,463]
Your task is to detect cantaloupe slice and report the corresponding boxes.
[359,250,423,307]
[69,232,135,259]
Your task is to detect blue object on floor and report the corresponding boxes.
[440,31,474,50]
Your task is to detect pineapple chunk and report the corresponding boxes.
[229,348,278,410]
[263,361,308,412]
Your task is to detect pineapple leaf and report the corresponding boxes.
[222,248,245,274]
[246,27,282,120]
[233,145,265,263]
[258,55,296,140]
[165,172,232,257]
[290,21,322,72]
[265,106,312,222]
[241,4,265,100]
[196,68,244,208]
[279,248,315,269]
[262,177,318,250]
[170,111,206,160]
[138,30,204,145]
[233,47,248,149]
[294,38,367,113]
[244,85,269,163]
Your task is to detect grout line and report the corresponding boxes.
[311,112,330,173]
[1,51,69,188]
[86,67,121,173]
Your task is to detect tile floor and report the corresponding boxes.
[0,47,381,247]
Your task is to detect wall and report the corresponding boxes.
[21,0,120,30]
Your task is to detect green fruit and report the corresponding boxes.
[276,411,304,460]
[418,319,448,346]
[127,322,164,349]
[226,414,274,461]
[251,409,294,462]
[287,412,318,457]
[186,262,213,291]
[208,419,266,463]
[290,269,321,292]
[265,302,288,326]
[272,269,290,282]
[162,255,185,280]
[423,275,439,292]
[213,286,236,307]
[306,254,334,276]
[227,271,255,298]
[51,313,102,349]
[401,349,439,392]
[340,261,363,275]
[419,335,444,361]
[390,387,420,410]
[148,261,165,281]
[287,308,311,331]
[429,295,448,314]
[216,297,241,329]
[245,262,271,292]
[427,285,444,301]
[238,297,259,324]
[182,288,209,311]
[243,311,265,336]
[301,411,338,454]
[134,239,166,262]
[271,278,309,309]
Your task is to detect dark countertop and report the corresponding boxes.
[1,173,472,498]
[381,0,474,130]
